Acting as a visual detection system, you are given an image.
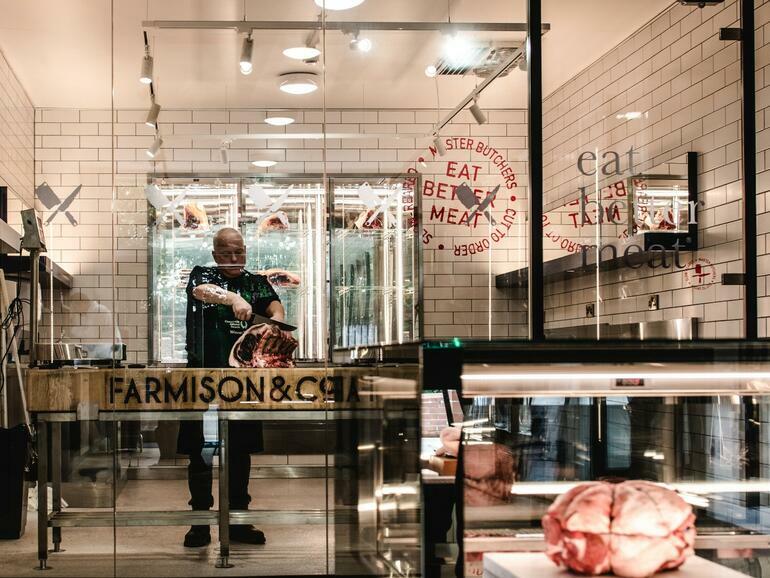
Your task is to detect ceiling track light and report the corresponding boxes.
[146,97,161,129]
[139,31,153,84]
[240,34,254,75]
[469,99,487,125]
[349,32,372,53]
[219,142,230,164]
[146,134,163,159]
[433,135,447,157]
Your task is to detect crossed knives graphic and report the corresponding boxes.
[35,182,81,226]
[456,182,500,226]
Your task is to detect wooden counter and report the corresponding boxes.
[25,366,417,412]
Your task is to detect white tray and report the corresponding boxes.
[483,553,750,578]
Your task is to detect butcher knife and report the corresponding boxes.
[249,313,297,332]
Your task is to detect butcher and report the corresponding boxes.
[177,227,291,548]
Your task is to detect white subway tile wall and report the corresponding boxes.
[541,0,745,338]
[34,108,529,360]
[0,47,34,209]
[757,0,770,337]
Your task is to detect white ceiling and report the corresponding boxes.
[0,0,674,110]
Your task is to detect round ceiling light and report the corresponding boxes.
[283,46,322,61]
[314,0,365,10]
[425,65,438,78]
[252,160,278,168]
[265,116,296,126]
[279,73,319,95]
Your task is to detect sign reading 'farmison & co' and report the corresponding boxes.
[25,368,413,412]
[108,371,358,405]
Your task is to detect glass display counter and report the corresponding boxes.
[24,363,420,577]
[421,342,770,578]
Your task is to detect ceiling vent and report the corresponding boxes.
[433,44,524,78]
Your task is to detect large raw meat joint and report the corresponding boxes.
[541,481,696,578]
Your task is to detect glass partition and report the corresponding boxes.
[541,0,744,341]
[329,175,420,352]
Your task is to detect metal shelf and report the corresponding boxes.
[0,219,21,254]
[495,235,693,290]
[0,254,73,289]
[48,508,338,528]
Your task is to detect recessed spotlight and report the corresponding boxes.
[252,160,278,168]
[283,46,321,61]
[279,72,318,95]
[265,116,296,126]
[314,0,365,10]
[425,65,438,78]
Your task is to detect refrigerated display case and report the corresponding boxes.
[329,176,421,357]
[421,342,770,578]
[148,174,422,365]
[148,177,327,363]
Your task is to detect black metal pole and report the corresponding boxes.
[528,0,544,341]
[742,0,757,340]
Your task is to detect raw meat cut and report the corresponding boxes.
[464,443,515,506]
[259,211,289,232]
[263,269,301,287]
[229,323,298,368]
[542,481,695,578]
[183,203,209,229]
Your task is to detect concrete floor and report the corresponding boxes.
[0,476,332,577]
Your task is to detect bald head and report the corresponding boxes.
[212,228,246,278]
[213,227,243,250]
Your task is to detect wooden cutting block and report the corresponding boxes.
[429,455,457,476]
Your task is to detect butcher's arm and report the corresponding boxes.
[192,284,252,321]
[266,300,286,321]
[192,284,236,304]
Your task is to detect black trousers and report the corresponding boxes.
[178,419,263,518]
[188,443,252,512]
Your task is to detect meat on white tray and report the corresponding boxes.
[541,480,695,578]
